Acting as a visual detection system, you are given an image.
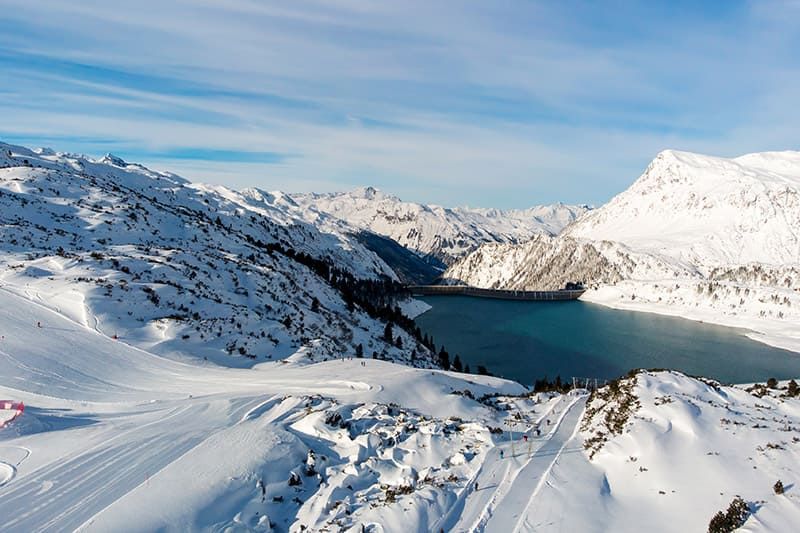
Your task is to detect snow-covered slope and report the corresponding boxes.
[0,142,432,367]
[528,370,800,532]
[1,290,797,532]
[445,150,800,352]
[292,187,589,266]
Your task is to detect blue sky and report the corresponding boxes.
[1,1,798,208]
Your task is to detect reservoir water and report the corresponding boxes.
[415,296,800,385]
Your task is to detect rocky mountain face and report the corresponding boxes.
[291,187,590,267]
[0,142,436,367]
[444,150,800,350]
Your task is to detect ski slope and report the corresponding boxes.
[0,287,537,532]
[445,395,586,532]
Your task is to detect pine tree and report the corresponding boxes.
[438,347,450,370]
[453,354,463,372]
[355,343,364,358]
[383,322,394,343]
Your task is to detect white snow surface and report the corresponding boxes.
[1,289,798,531]
[445,150,800,352]
[291,187,589,265]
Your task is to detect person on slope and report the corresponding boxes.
[257,479,266,502]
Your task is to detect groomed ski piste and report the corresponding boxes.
[2,285,800,532]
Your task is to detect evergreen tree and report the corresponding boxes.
[438,347,450,370]
[453,354,463,372]
[355,343,364,358]
[395,335,403,349]
[383,322,394,343]
[708,496,749,533]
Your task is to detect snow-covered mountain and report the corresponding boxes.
[291,187,590,267]
[0,142,435,367]
[567,150,800,269]
[445,149,800,351]
[1,142,799,532]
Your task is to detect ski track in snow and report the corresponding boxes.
[445,395,587,533]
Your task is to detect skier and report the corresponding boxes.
[37,321,42,328]
[500,449,505,459]
[474,482,479,491]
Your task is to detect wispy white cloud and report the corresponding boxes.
[0,0,798,207]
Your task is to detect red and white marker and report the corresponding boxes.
[0,400,24,428]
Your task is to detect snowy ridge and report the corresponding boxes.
[444,149,800,352]
[0,141,429,367]
[292,187,589,266]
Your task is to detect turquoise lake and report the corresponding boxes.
[414,296,800,385]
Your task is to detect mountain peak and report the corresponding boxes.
[352,186,384,200]
[100,153,127,167]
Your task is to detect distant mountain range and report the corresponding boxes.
[291,187,589,268]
